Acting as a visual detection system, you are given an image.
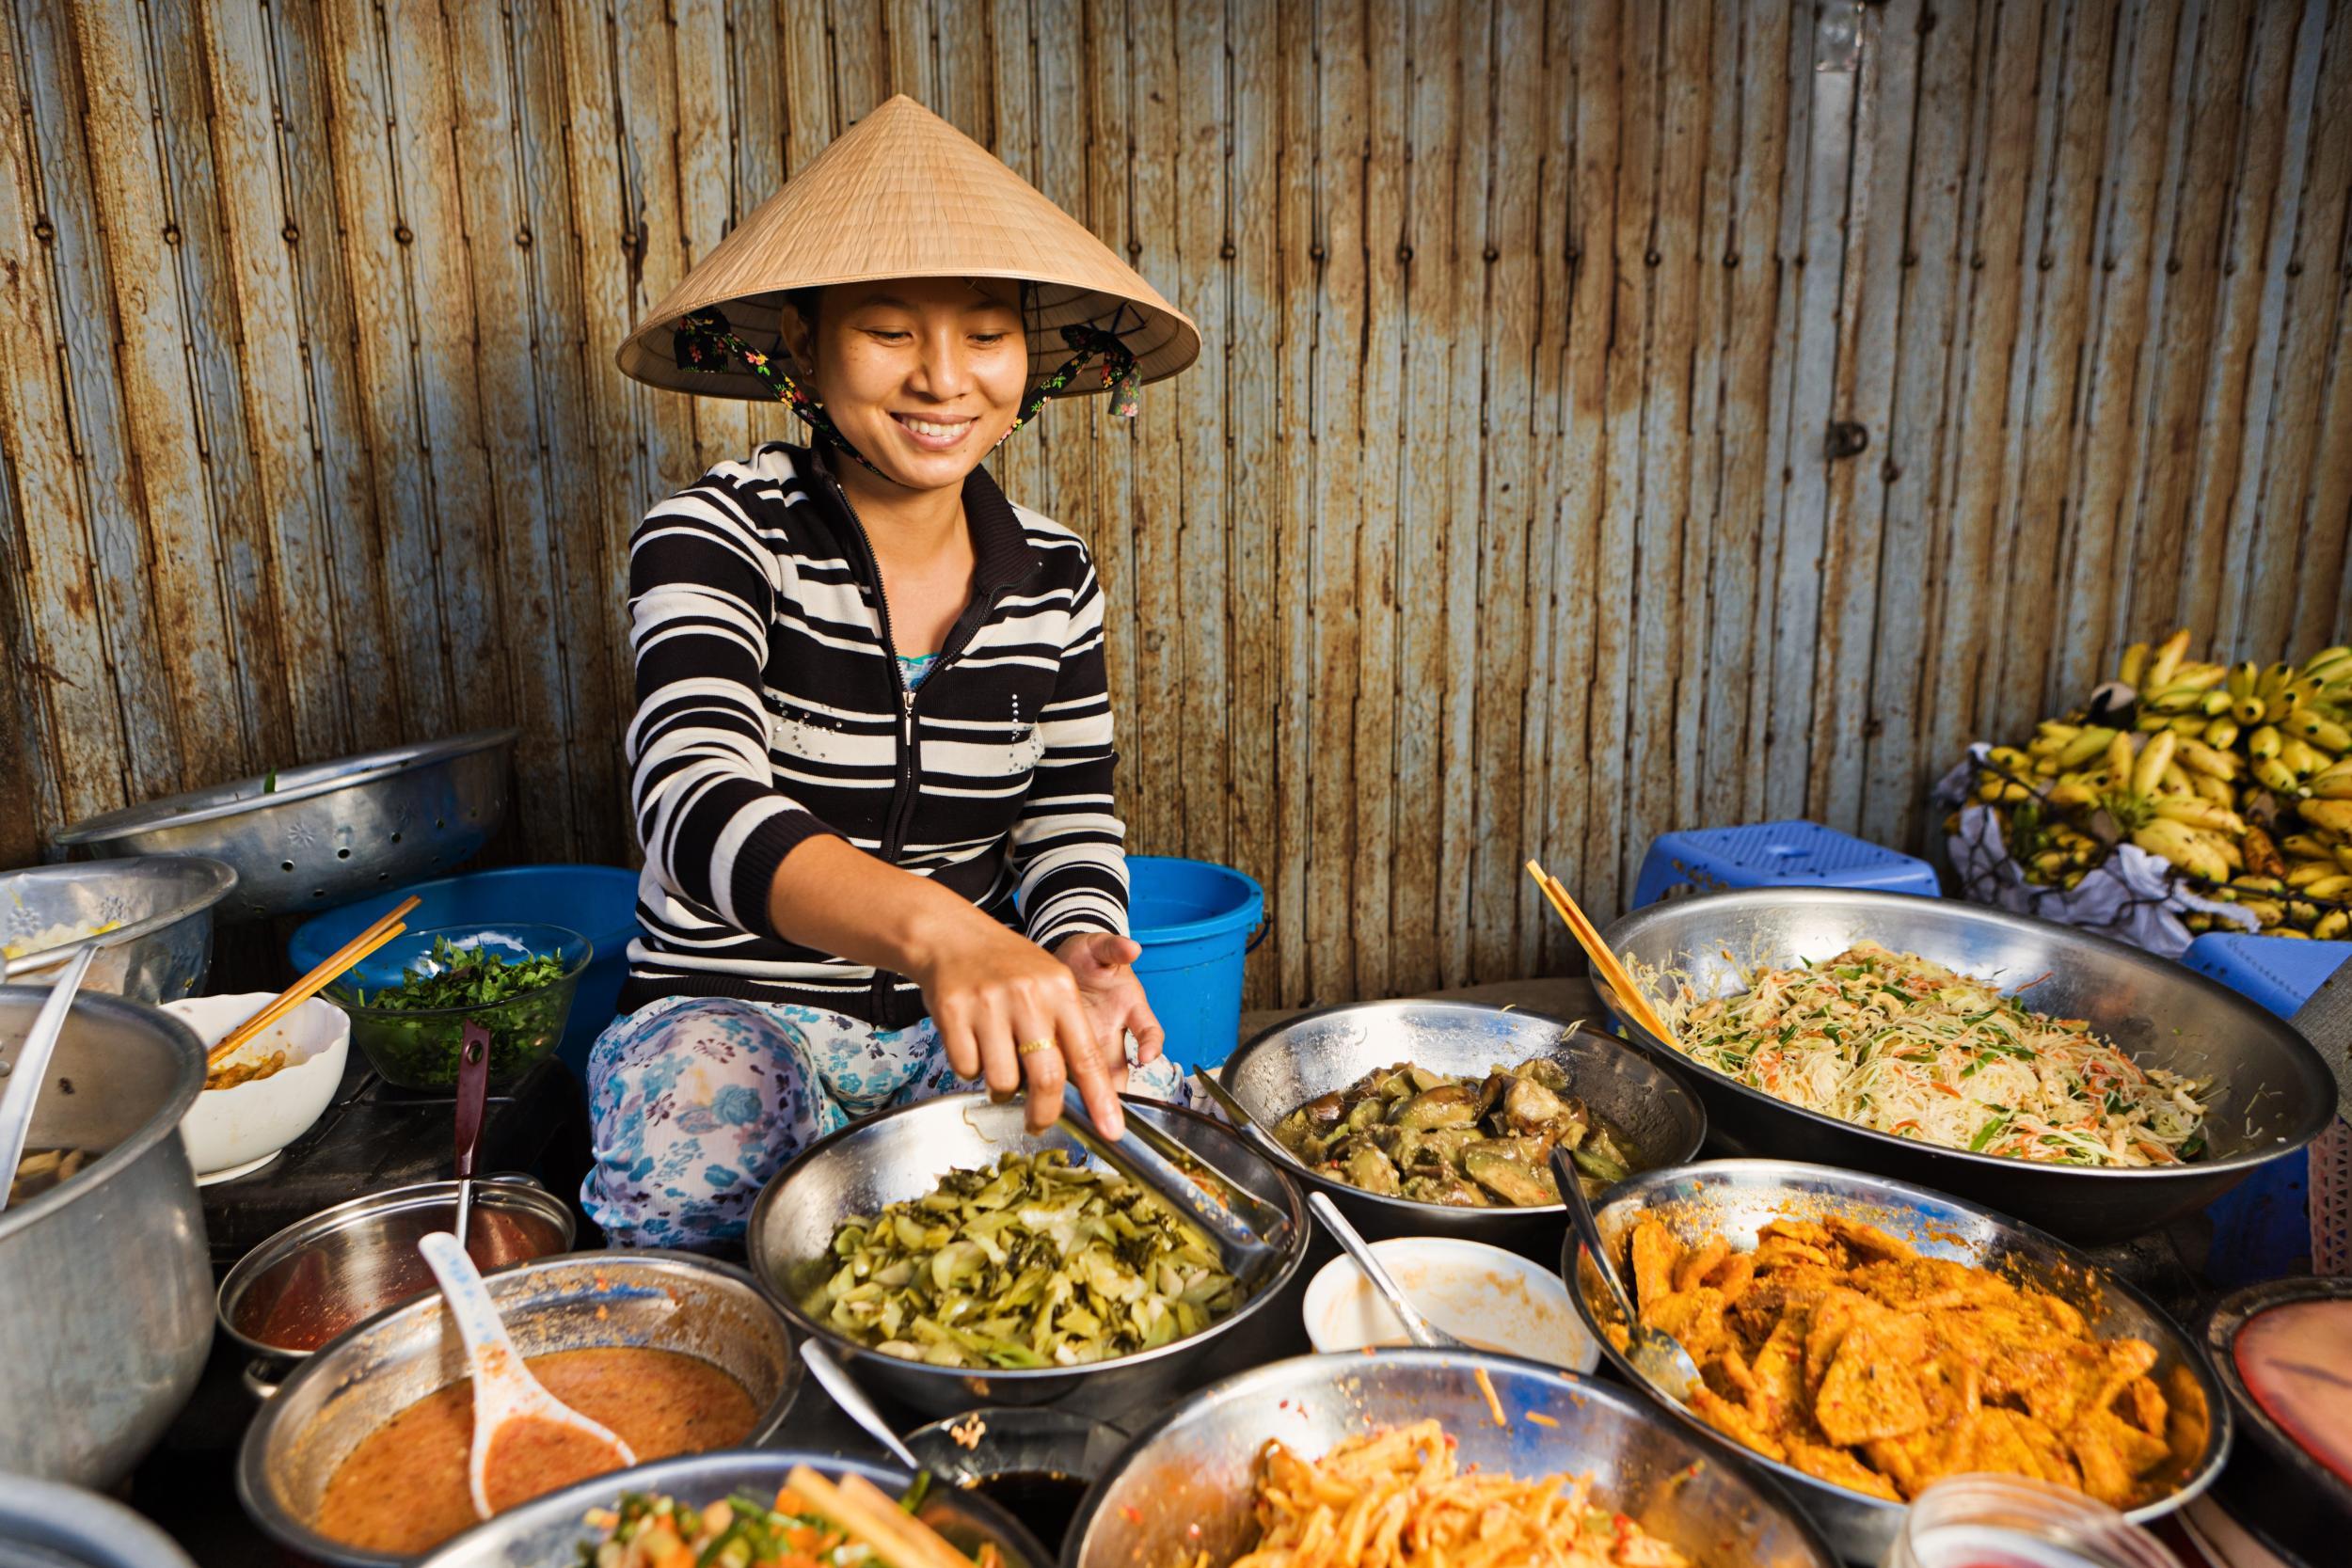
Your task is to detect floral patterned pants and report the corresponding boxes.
[580,994,1184,1248]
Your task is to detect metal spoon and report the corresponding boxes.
[1306,1191,1464,1351]
[0,946,98,1214]
[799,1340,929,1475]
[417,1231,636,1520]
[1550,1147,1701,1398]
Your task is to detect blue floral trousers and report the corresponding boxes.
[580,994,1184,1248]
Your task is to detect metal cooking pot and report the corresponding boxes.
[216,1175,577,1392]
[0,989,213,1486]
[0,1474,199,1568]
[1599,889,2337,1243]
[749,1094,1311,1420]
[236,1249,801,1568]
[1217,1003,1708,1250]
[1066,1350,1839,1568]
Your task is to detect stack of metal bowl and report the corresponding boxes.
[1562,1159,2233,1563]
[1598,889,2336,1243]
[0,857,237,1002]
[1216,1002,1708,1249]
[749,1093,1311,1419]
[1067,1349,1839,1567]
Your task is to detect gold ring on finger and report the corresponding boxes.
[1017,1037,1054,1056]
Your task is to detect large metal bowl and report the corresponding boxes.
[1599,889,2336,1243]
[237,1249,800,1568]
[0,990,214,1486]
[749,1093,1311,1420]
[54,730,518,921]
[1216,1002,1708,1247]
[0,856,237,1000]
[1564,1159,2231,1564]
[0,1474,199,1568]
[416,1450,1049,1568]
[1065,1349,1838,1568]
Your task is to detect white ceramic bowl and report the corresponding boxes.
[165,992,348,1183]
[1301,1235,1597,1371]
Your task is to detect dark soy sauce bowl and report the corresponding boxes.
[907,1406,1131,1557]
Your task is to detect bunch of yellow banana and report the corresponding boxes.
[1969,631,2352,936]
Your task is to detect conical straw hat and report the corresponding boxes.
[618,95,1200,402]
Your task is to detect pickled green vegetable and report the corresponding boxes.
[809,1150,1246,1370]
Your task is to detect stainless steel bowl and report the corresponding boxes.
[1599,889,2336,1243]
[748,1093,1311,1420]
[54,730,518,922]
[237,1249,801,1568]
[415,1450,1049,1568]
[0,990,214,1486]
[0,856,237,999]
[216,1176,577,1378]
[0,1473,199,1568]
[1216,1003,1708,1246]
[1066,1349,1839,1568]
[1564,1159,2231,1564]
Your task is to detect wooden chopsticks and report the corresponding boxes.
[787,1465,978,1568]
[205,895,421,1069]
[1524,861,1677,1045]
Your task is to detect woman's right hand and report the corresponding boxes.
[908,911,1128,1139]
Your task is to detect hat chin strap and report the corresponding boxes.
[671,309,1141,485]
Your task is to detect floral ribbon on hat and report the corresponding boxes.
[670,307,1140,481]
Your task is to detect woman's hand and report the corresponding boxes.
[906,912,1128,1137]
[1055,933,1166,1088]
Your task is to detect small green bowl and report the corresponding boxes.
[326,924,590,1091]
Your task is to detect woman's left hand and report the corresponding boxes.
[1055,932,1166,1091]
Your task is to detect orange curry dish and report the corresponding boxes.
[1619,1214,2200,1510]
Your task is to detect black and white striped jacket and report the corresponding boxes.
[620,442,1128,1027]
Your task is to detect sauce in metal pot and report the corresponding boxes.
[2233,1296,2352,1485]
[312,1346,755,1554]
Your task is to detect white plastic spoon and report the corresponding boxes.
[416,1230,636,1521]
[0,947,98,1215]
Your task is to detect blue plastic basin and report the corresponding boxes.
[288,864,642,1086]
[1125,856,1263,1073]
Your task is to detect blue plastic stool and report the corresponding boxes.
[2182,933,2352,1286]
[289,865,644,1090]
[1122,856,1264,1075]
[1631,820,1941,908]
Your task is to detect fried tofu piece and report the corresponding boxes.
[1708,1251,1758,1307]
[2068,1407,2171,1508]
[1643,1286,1731,1361]
[1692,1385,1788,1464]
[1850,1256,2017,1314]
[1675,1236,1731,1294]
[1803,1289,1876,1399]
[2124,1376,2169,1438]
[1630,1220,1680,1311]
[1816,1311,1934,1446]
[1747,1309,1811,1429]
[1787,1439,1903,1502]
[1823,1215,1918,1264]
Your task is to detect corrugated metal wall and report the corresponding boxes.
[2,0,2347,1007]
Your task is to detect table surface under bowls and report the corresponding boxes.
[119,974,2311,1568]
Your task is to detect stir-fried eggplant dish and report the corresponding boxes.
[1271,1059,1642,1206]
[810,1150,1245,1369]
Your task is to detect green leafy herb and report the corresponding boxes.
[331,936,572,1088]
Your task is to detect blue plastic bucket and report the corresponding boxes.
[1125,856,1264,1074]
[288,864,642,1087]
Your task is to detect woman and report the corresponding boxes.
[589,97,1202,1247]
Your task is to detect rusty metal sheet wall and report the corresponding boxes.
[2,0,2346,1006]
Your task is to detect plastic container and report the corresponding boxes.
[288,865,641,1083]
[1125,856,1263,1073]
[1883,1474,2183,1568]
[324,924,588,1090]
[1632,819,1942,907]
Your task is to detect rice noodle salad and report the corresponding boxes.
[1642,941,2212,1166]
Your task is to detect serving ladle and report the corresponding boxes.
[1551,1146,1702,1399]
[0,946,98,1215]
[417,1230,636,1520]
[1307,1191,1464,1351]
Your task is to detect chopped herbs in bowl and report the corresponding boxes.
[326,924,590,1089]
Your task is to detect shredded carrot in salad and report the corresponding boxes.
[1636,942,2211,1167]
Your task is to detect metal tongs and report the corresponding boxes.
[1055,1085,1293,1287]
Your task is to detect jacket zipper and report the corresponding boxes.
[821,467,1043,1025]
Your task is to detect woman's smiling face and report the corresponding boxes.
[797,277,1027,491]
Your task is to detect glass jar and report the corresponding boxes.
[1885,1474,2185,1568]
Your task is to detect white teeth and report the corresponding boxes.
[899,416,971,439]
